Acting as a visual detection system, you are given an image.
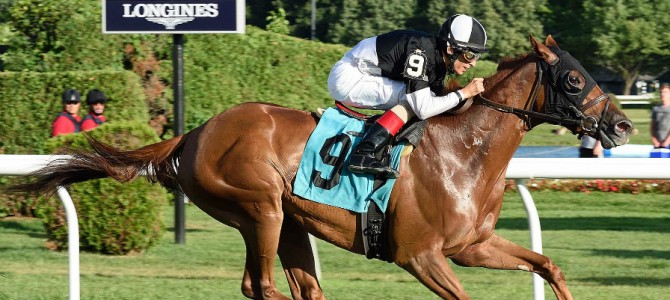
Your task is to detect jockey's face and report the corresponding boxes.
[446,46,477,75]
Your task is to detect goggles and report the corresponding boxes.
[461,50,481,62]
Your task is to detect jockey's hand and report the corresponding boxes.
[460,78,485,99]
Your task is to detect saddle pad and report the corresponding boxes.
[293,107,403,213]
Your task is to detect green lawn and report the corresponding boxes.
[1,191,668,299]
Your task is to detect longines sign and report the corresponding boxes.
[103,0,245,34]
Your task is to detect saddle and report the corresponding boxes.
[330,102,427,261]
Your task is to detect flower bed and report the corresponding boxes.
[505,179,670,194]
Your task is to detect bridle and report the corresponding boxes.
[475,55,612,138]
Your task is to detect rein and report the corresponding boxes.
[475,58,612,133]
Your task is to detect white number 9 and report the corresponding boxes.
[404,52,427,81]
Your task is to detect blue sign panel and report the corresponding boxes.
[103,0,245,34]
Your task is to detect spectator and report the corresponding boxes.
[578,135,602,158]
[81,89,108,131]
[651,83,670,149]
[52,89,82,137]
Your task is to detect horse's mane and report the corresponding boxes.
[496,53,535,71]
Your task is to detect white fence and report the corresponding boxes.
[1,155,669,300]
[0,155,80,300]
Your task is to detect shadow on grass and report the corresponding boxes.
[578,276,670,286]
[589,249,670,260]
[496,217,670,233]
[165,227,211,233]
[0,219,47,239]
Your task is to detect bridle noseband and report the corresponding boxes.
[476,55,612,138]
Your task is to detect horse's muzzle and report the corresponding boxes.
[599,118,633,149]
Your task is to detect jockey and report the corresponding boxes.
[328,14,488,178]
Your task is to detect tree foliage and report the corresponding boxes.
[252,0,670,93]
[266,1,290,35]
[249,0,548,62]
[582,0,670,94]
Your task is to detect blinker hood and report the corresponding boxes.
[542,47,597,122]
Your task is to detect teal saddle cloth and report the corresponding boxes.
[293,107,404,213]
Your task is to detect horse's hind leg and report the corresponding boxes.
[277,217,325,300]
[450,233,573,300]
[241,218,324,300]
[237,201,290,300]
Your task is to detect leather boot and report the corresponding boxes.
[348,122,400,178]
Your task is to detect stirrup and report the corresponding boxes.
[348,154,400,178]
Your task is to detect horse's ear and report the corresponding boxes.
[529,34,559,65]
[545,34,559,49]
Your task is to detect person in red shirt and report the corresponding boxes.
[51,89,82,137]
[81,89,108,131]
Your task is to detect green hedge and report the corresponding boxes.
[38,178,167,255]
[0,70,148,154]
[177,29,349,128]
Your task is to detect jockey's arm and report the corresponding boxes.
[405,88,463,120]
[405,78,484,120]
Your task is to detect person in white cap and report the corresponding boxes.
[328,14,488,178]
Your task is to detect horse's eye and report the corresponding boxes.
[568,76,581,88]
[562,73,582,94]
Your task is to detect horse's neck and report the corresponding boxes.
[425,58,537,175]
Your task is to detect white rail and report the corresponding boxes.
[1,155,669,300]
[0,155,79,300]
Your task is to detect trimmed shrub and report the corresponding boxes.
[35,121,169,254]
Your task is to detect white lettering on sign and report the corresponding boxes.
[121,3,219,29]
[122,4,219,18]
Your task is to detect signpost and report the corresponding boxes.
[102,0,245,244]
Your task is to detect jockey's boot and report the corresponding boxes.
[348,122,401,178]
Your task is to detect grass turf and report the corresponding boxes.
[0,190,668,299]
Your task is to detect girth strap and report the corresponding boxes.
[360,176,392,262]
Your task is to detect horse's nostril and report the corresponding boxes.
[616,120,633,134]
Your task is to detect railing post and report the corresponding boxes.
[515,179,545,300]
[56,186,80,300]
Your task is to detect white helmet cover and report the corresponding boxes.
[438,14,488,53]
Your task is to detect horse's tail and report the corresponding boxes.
[8,133,187,196]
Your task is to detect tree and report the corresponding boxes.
[583,0,670,95]
[472,0,548,60]
[266,1,290,35]
[544,0,594,66]
[328,0,414,45]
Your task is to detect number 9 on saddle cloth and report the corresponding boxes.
[293,107,424,213]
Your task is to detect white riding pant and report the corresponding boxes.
[328,36,463,120]
[328,62,405,111]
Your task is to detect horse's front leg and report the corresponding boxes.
[397,248,471,299]
[450,233,573,300]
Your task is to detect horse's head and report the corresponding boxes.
[529,35,633,149]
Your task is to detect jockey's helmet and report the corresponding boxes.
[437,14,488,53]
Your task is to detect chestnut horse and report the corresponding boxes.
[12,35,632,299]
